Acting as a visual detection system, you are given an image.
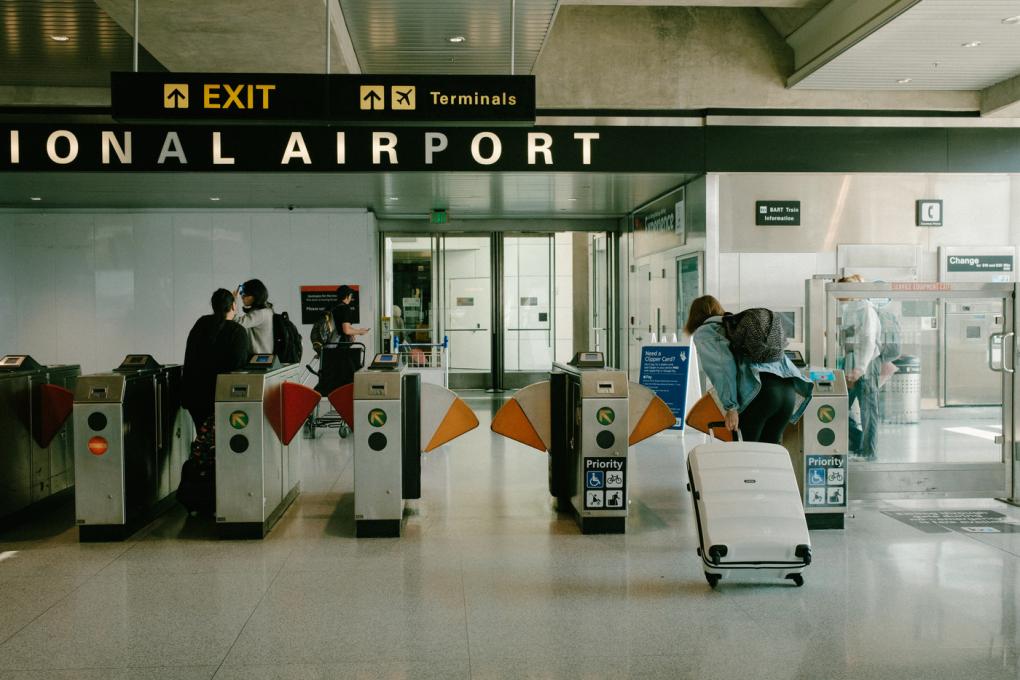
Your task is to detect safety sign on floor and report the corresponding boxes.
[585,457,625,510]
[882,509,1020,534]
[805,454,846,507]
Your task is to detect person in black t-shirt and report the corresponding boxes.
[316,286,370,394]
[182,288,251,429]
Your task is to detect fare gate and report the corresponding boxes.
[214,355,320,539]
[0,355,79,524]
[349,353,479,537]
[491,352,674,534]
[73,355,190,541]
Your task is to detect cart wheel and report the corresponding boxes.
[705,573,721,589]
[339,423,351,439]
[787,573,804,587]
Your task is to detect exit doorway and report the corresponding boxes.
[382,231,614,389]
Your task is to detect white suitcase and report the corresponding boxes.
[687,424,811,588]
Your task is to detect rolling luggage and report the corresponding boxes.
[687,422,811,588]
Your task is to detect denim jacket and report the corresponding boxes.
[692,316,813,423]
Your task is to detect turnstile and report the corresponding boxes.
[0,355,79,524]
[350,353,478,537]
[214,355,319,539]
[492,352,674,534]
[73,355,191,541]
[783,368,849,530]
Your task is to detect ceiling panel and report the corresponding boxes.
[795,0,1020,90]
[0,171,693,217]
[0,0,164,88]
[338,0,559,74]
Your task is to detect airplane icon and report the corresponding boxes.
[391,85,415,109]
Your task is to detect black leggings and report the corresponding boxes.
[740,373,797,444]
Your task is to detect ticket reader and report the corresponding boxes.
[214,358,318,538]
[783,369,850,529]
[73,355,190,541]
[353,353,420,537]
[491,352,675,535]
[0,355,79,524]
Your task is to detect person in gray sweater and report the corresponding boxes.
[233,278,275,354]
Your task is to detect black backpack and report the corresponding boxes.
[273,311,303,364]
[721,308,786,363]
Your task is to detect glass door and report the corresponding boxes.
[591,234,608,353]
[824,282,1014,499]
[440,235,492,386]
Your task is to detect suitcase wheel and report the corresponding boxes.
[785,573,804,587]
[685,483,690,492]
[696,547,701,557]
[705,572,721,589]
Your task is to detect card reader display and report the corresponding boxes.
[571,351,605,368]
[369,353,400,370]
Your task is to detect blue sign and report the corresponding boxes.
[809,370,836,382]
[586,471,604,489]
[808,467,826,486]
[639,345,691,430]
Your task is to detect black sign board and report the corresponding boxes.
[2,124,703,173]
[111,73,536,124]
[300,285,359,325]
[756,200,801,226]
[946,255,1013,273]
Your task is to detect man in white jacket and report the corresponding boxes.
[839,275,881,461]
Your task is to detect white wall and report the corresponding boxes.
[0,210,377,374]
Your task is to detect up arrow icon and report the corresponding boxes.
[359,85,385,110]
[163,83,189,109]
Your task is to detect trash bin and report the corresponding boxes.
[882,355,920,424]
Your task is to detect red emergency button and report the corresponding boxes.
[87,436,109,456]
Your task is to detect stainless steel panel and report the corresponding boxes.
[354,399,403,522]
[573,395,629,520]
[579,371,628,400]
[28,375,51,502]
[74,374,126,403]
[73,404,126,525]
[0,374,32,518]
[215,374,264,403]
[944,301,1003,406]
[354,371,401,401]
[849,464,1008,499]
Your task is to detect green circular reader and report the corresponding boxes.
[229,410,249,430]
[817,405,836,424]
[368,408,388,428]
[596,407,615,426]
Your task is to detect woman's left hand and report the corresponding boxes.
[724,408,739,432]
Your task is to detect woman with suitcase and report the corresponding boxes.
[684,295,812,443]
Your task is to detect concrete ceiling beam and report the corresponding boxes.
[559,1,826,7]
[785,0,920,87]
[981,74,1020,118]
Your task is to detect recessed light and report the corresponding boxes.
[568,197,577,201]
[387,196,399,201]
[29,196,41,201]
[896,78,912,84]
[50,35,69,42]
[1003,15,1020,25]
[962,41,982,47]
[209,197,220,201]
[448,36,466,44]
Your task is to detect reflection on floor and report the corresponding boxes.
[1,395,1019,679]
[871,408,1001,464]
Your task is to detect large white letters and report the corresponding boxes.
[157,132,188,164]
[10,130,19,164]
[46,130,79,165]
[573,132,600,165]
[471,132,502,166]
[372,132,398,165]
[336,131,346,165]
[527,133,553,165]
[101,131,132,165]
[212,131,235,165]
[281,132,311,164]
[424,132,448,165]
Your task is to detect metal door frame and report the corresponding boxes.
[824,282,1015,501]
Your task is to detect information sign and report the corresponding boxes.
[755,200,800,226]
[639,345,691,430]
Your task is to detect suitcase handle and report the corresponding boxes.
[706,421,743,442]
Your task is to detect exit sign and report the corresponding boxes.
[430,209,448,225]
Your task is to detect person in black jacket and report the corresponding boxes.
[182,288,251,429]
[315,285,370,394]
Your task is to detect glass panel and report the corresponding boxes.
[590,234,608,353]
[504,235,553,372]
[834,296,1003,465]
[554,233,575,364]
[384,236,434,350]
[442,236,491,372]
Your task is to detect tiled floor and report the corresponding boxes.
[2,395,1020,679]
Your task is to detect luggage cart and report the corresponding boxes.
[393,336,449,387]
[302,341,365,438]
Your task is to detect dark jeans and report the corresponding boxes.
[848,369,880,458]
[740,372,797,444]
